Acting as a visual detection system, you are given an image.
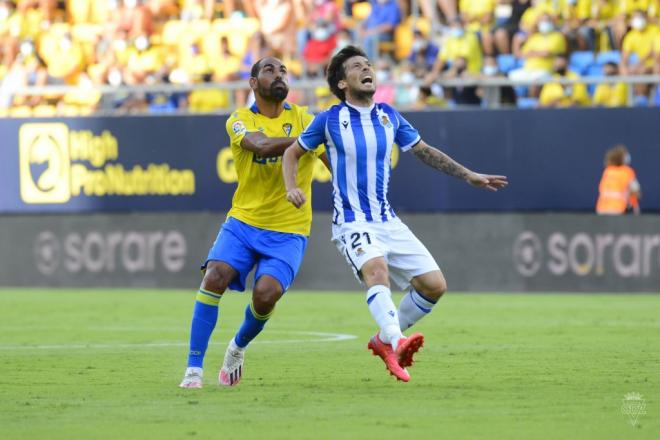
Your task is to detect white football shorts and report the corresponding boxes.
[331,218,440,290]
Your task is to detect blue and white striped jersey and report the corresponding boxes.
[298,101,421,225]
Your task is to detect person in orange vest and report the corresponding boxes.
[596,144,641,215]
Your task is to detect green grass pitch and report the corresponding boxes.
[0,289,658,440]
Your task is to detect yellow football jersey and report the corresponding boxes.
[225,102,323,236]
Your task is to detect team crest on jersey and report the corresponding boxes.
[282,123,292,136]
[379,114,392,128]
[232,120,246,135]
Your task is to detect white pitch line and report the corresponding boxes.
[0,331,357,351]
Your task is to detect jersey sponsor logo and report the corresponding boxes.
[232,120,247,136]
[341,120,349,129]
[282,123,292,136]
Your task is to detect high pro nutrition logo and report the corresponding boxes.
[19,123,195,204]
[19,123,71,203]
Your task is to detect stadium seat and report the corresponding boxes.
[653,87,660,106]
[596,50,621,66]
[632,95,648,107]
[496,54,519,74]
[516,97,538,109]
[569,51,595,75]
[585,64,603,77]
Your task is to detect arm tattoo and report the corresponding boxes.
[412,144,471,179]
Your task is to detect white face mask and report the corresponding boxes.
[483,65,498,76]
[450,28,465,38]
[376,69,390,83]
[114,39,127,51]
[538,21,553,34]
[400,71,415,85]
[336,38,350,48]
[624,153,631,165]
[135,36,149,51]
[631,17,647,30]
[20,41,34,56]
[312,27,330,41]
[108,69,123,86]
[411,39,426,52]
[59,38,72,51]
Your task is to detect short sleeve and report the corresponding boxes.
[391,108,421,151]
[225,110,250,147]
[298,111,328,151]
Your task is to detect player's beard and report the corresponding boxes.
[258,80,289,102]
[352,87,375,102]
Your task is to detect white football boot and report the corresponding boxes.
[179,367,203,388]
[219,339,245,386]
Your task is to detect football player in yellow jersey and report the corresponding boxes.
[179,56,327,389]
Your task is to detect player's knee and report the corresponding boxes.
[201,265,231,294]
[361,261,389,286]
[415,272,447,301]
[253,279,283,314]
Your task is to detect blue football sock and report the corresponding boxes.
[187,288,222,368]
[234,302,274,348]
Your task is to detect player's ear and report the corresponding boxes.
[338,80,347,91]
[248,77,257,90]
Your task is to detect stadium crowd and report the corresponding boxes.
[1,0,660,115]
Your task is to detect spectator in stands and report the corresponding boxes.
[359,0,401,60]
[125,34,165,84]
[333,28,354,53]
[493,0,530,55]
[509,12,566,83]
[394,61,419,107]
[621,10,658,76]
[254,0,301,60]
[425,16,483,84]
[596,144,641,215]
[511,0,547,58]
[301,0,341,76]
[60,72,102,115]
[113,0,154,39]
[418,0,458,26]
[212,36,241,81]
[612,0,659,50]
[43,31,86,84]
[443,55,482,105]
[408,28,439,75]
[538,54,589,107]
[592,62,629,107]
[372,56,395,104]
[459,0,496,55]
[478,55,517,105]
[180,0,205,20]
[187,72,231,112]
[621,9,658,104]
[559,0,596,51]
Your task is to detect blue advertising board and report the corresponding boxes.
[1,107,658,213]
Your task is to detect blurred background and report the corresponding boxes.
[1,0,660,114]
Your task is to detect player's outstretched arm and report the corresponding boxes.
[410,141,508,191]
[241,132,298,158]
[282,141,308,208]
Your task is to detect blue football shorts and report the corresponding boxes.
[203,217,308,292]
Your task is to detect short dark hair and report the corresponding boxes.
[326,45,368,101]
[250,58,265,78]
